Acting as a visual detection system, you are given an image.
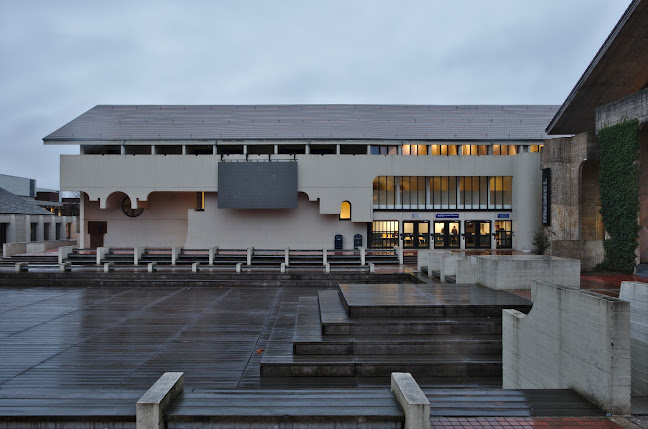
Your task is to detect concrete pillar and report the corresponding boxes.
[151,145,157,155]
[336,144,341,155]
[209,247,218,265]
[247,247,253,266]
[274,144,279,154]
[285,248,290,265]
[359,247,366,265]
[8,214,16,243]
[439,255,446,282]
[96,247,109,265]
[135,247,147,266]
[366,145,371,155]
[305,144,310,155]
[24,215,30,242]
[243,144,248,155]
[323,248,327,265]
[212,144,217,155]
[136,372,184,429]
[395,246,404,265]
[181,145,187,155]
[171,247,182,266]
[37,216,44,242]
[391,372,431,429]
[58,246,74,264]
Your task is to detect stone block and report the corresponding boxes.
[474,255,579,290]
[391,372,430,429]
[136,372,184,429]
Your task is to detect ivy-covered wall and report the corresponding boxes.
[597,119,640,273]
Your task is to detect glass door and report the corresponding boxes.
[494,220,513,249]
[464,220,491,249]
[370,220,399,248]
[403,221,430,249]
[433,221,460,249]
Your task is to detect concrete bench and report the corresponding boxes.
[391,372,430,429]
[136,372,184,429]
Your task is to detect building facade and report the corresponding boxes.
[44,105,557,251]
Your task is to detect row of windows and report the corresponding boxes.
[372,176,513,210]
[81,143,543,156]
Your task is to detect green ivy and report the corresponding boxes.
[596,119,640,274]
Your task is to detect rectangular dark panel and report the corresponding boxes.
[218,162,297,209]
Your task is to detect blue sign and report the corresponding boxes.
[436,213,459,219]
[497,213,510,219]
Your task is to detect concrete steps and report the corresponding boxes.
[261,283,531,381]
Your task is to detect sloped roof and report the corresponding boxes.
[44,104,559,143]
[0,187,53,215]
[547,0,648,134]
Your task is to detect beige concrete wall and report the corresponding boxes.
[83,191,191,248]
[503,281,631,414]
[551,240,603,271]
[186,193,366,249]
[619,281,648,396]
[63,152,541,250]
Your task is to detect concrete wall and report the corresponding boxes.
[62,152,542,250]
[619,281,648,396]
[185,192,366,249]
[2,240,76,257]
[503,281,631,415]
[0,214,76,249]
[474,255,580,290]
[595,88,648,132]
[551,240,603,271]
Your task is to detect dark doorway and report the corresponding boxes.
[494,220,513,249]
[403,221,430,249]
[433,221,460,249]
[88,221,107,249]
[0,223,7,247]
[464,220,491,249]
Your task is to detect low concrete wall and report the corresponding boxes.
[551,240,603,271]
[503,281,631,414]
[3,240,78,257]
[456,256,478,284]
[475,255,579,290]
[619,281,648,396]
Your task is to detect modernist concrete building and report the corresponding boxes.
[544,0,648,269]
[45,105,557,251]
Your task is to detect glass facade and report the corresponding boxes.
[373,176,513,210]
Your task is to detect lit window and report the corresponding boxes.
[340,201,351,220]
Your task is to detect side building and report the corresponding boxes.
[545,0,648,270]
[44,104,557,251]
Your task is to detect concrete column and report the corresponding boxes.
[171,247,182,266]
[181,145,187,155]
[136,372,184,429]
[79,193,86,249]
[209,247,218,265]
[243,144,248,155]
[247,247,253,266]
[366,145,371,155]
[359,247,366,265]
[323,248,327,265]
[212,144,217,155]
[285,248,290,265]
[395,246,404,265]
[336,144,341,155]
[8,214,16,243]
[121,144,126,155]
[151,145,157,155]
[24,215,30,242]
[37,216,44,242]
[427,252,434,278]
[58,246,74,264]
[305,144,310,155]
[135,247,147,266]
[274,144,279,154]
[96,247,109,265]
[391,372,430,429]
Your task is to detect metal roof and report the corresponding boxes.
[0,187,54,215]
[44,105,559,143]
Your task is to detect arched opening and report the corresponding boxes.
[580,160,604,240]
[340,201,351,220]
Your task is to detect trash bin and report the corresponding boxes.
[334,234,343,250]
[353,234,363,249]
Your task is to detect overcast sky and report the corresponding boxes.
[0,0,631,190]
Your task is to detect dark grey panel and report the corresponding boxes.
[218,162,297,209]
[44,104,560,142]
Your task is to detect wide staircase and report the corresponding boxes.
[261,283,532,382]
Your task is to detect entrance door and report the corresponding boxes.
[464,221,491,249]
[494,220,513,249]
[87,221,107,249]
[433,221,460,249]
[403,221,430,249]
